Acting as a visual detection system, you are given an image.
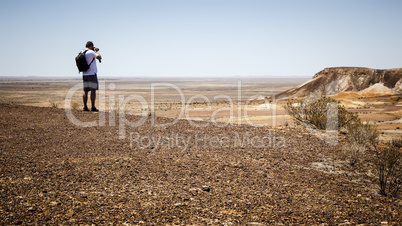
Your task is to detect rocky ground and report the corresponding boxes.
[0,103,401,225]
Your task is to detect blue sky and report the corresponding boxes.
[0,0,401,78]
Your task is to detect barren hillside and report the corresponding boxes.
[1,104,401,224]
[275,67,402,99]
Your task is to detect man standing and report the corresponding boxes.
[82,41,102,112]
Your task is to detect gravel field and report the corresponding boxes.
[0,104,401,225]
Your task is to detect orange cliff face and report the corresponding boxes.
[275,67,402,99]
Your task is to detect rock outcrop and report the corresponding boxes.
[275,67,402,99]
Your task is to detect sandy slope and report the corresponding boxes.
[358,83,396,97]
[0,104,401,224]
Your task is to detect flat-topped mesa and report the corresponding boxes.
[312,67,375,79]
[275,67,402,99]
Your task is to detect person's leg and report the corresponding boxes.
[83,90,89,110]
[90,74,99,111]
[90,90,97,110]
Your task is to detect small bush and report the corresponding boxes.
[346,120,379,165]
[71,102,80,110]
[374,141,402,197]
[49,101,59,108]
[284,96,358,130]
[348,141,366,166]
[347,120,379,150]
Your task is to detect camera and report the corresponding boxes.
[94,47,101,63]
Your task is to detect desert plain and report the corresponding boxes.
[0,77,401,224]
[0,77,400,139]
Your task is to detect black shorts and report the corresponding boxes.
[83,74,98,92]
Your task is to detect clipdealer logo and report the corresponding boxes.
[64,80,339,148]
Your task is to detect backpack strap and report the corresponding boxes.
[88,58,95,66]
[83,50,95,67]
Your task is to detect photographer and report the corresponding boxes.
[82,41,102,112]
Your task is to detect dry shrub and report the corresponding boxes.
[374,141,402,197]
[347,142,366,166]
[345,121,379,166]
[347,120,379,150]
[346,121,379,165]
[49,101,59,108]
[284,96,358,130]
[71,102,80,110]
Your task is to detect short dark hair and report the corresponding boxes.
[86,41,94,48]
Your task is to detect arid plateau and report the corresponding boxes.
[0,73,401,224]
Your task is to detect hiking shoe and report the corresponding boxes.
[83,107,90,111]
[91,107,99,112]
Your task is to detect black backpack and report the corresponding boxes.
[75,50,95,72]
